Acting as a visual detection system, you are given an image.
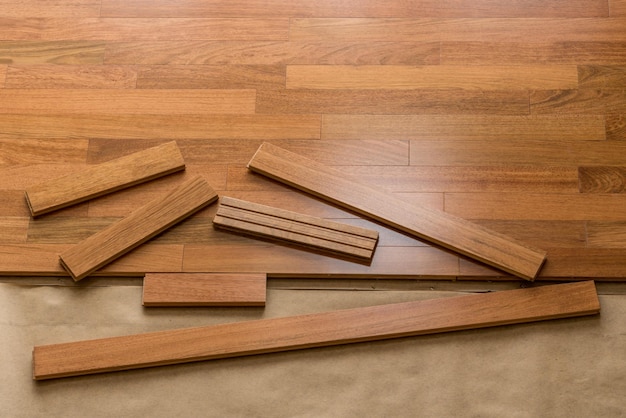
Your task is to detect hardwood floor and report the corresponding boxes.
[1,0,626,281]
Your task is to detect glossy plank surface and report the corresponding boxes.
[32,281,600,380]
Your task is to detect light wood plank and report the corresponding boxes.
[0,138,88,166]
[287,65,579,90]
[136,65,284,89]
[142,273,266,307]
[531,89,626,114]
[290,18,626,43]
[0,41,104,64]
[474,220,587,249]
[214,196,379,261]
[579,166,626,193]
[25,142,185,217]
[0,89,255,115]
[0,18,289,41]
[0,64,6,86]
[248,142,546,280]
[0,217,29,243]
[5,65,137,88]
[104,41,440,65]
[27,217,119,243]
[32,281,600,380]
[59,177,218,281]
[587,221,626,248]
[256,89,529,115]
[0,114,321,140]
[0,0,101,17]
[578,65,626,88]
[322,115,606,141]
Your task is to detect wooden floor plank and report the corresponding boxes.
[441,42,626,65]
[606,114,626,140]
[531,89,626,114]
[0,41,104,65]
[321,115,606,141]
[578,65,626,88]
[142,273,266,307]
[59,177,218,281]
[27,217,119,243]
[444,192,626,221]
[214,196,379,261]
[290,18,626,43]
[136,65,285,89]
[579,166,626,193]
[104,41,440,65]
[5,65,137,89]
[0,138,88,166]
[32,281,600,380]
[0,0,102,17]
[25,142,186,217]
[409,140,626,166]
[0,89,256,115]
[286,65,579,90]
[587,221,626,248]
[100,0,609,18]
[0,18,289,41]
[473,220,587,249]
[0,64,6,86]
[0,217,29,243]
[248,142,546,280]
[256,89,529,115]
[611,0,626,16]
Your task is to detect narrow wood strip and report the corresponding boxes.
[136,65,284,89]
[32,281,600,380]
[286,65,579,90]
[322,114,606,141]
[142,273,266,307]
[59,176,218,281]
[213,196,378,260]
[248,143,546,280]
[0,0,102,17]
[531,89,626,114]
[0,64,6,86]
[5,65,138,89]
[104,41,440,65]
[0,41,104,65]
[25,142,185,217]
[0,89,256,115]
[579,166,626,193]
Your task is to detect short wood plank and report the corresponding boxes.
[59,176,218,281]
[25,141,186,217]
[136,65,285,89]
[579,166,626,193]
[0,41,105,65]
[248,142,546,280]
[32,281,600,380]
[531,89,626,114]
[213,196,379,260]
[577,65,626,88]
[142,273,266,307]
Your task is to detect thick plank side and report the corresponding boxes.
[142,273,266,307]
[25,141,185,216]
[59,177,218,281]
[5,65,137,89]
[0,41,104,65]
[32,281,600,380]
[579,166,626,193]
[214,196,378,260]
[248,143,546,280]
[287,65,579,90]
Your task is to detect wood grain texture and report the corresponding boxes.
[606,114,626,140]
[531,89,626,114]
[32,281,600,380]
[59,177,218,281]
[214,196,379,260]
[286,65,579,90]
[248,142,546,280]
[579,166,626,193]
[256,89,529,115]
[104,41,440,65]
[0,89,255,115]
[322,115,606,141]
[136,65,285,89]
[587,222,626,248]
[0,138,88,166]
[0,41,104,64]
[100,0,609,18]
[5,65,138,88]
[0,64,6,86]
[142,273,266,307]
[0,217,29,243]
[578,65,626,88]
[611,0,626,16]
[0,0,102,17]
[25,141,185,216]
[0,18,289,41]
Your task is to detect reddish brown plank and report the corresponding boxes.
[579,166,626,193]
[5,65,137,88]
[587,221,626,248]
[531,89,626,114]
[32,281,600,380]
[606,114,626,140]
[0,41,104,64]
[578,65,626,88]
[0,64,6,86]
[136,65,285,89]
[142,273,267,307]
[611,0,626,16]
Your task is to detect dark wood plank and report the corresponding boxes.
[104,41,440,65]
[32,281,600,380]
[256,89,529,115]
[248,142,546,280]
[136,65,285,89]
[142,273,267,307]
[607,114,626,140]
[5,65,137,88]
[579,166,626,193]
[587,221,626,248]
[531,89,626,114]
[0,41,104,64]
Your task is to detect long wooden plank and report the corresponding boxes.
[25,141,185,217]
[32,281,600,380]
[213,196,379,260]
[247,142,546,280]
[0,41,105,65]
[5,65,138,89]
[59,176,218,281]
[142,273,266,307]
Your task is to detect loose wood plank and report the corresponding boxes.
[579,166,626,193]
[5,65,137,89]
[213,196,379,261]
[248,143,546,280]
[286,65,579,90]
[25,142,186,217]
[59,176,218,281]
[104,41,440,65]
[142,273,266,307]
[0,41,104,65]
[32,281,600,380]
